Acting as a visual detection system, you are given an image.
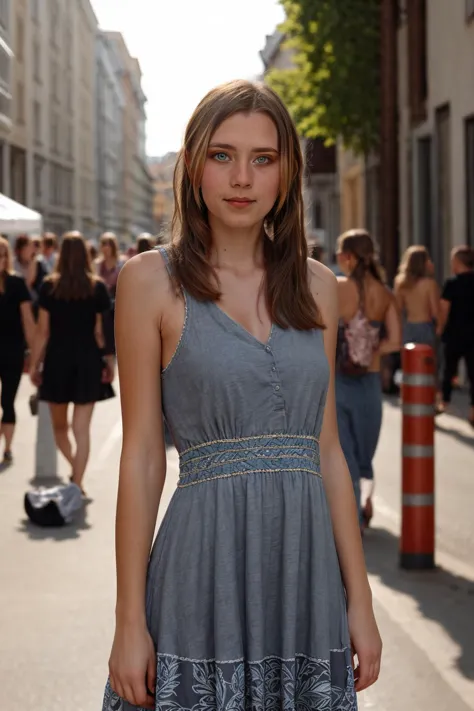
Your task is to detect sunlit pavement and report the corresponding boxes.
[0,377,473,710]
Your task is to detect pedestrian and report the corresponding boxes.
[39,232,58,274]
[438,245,474,426]
[135,233,155,254]
[29,231,115,494]
[94,232,125,355]
[103,80,381,711]
[0,236,36,464]
[13,234,47,309]
[335,230,401,530]
[394,246,440,347]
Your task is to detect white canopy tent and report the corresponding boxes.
[0,193,43,235]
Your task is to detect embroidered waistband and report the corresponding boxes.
[178,434,321,488]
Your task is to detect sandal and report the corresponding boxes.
[2,450,13,464]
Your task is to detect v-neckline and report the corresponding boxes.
[211,302,274,348]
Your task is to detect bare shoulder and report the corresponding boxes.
[117,249,170,300]
[307,257,338,321]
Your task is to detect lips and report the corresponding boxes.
[224,198,255,206]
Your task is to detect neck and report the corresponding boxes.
[209,219,265,268]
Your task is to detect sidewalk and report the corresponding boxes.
[0,378,473,709]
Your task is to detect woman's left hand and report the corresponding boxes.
[29,364,42,387]
[348,599,382,692]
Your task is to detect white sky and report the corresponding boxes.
[91,0,285,158]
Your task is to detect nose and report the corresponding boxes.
[230,158,252,188]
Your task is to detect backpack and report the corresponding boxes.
[336,308,380,377]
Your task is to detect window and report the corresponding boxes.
[465,118,474,247]
[66,121,73,160]
[34,155,43,200]
[33,41,41,82]
[33,100,41,144]
[51,60,58,101]
[0,0,8,32]
[467,0,474,21]
[51,113,58,153]
[418,136,433,252]
[32,0,40,23]
[16,16,24,62]
[50,0,59,47]
[16,81,24,123]
[313,200,323,229]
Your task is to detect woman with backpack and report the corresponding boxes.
[336,230,401,531]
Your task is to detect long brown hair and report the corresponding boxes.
[0,236,14,294]
[169,79,324,330]
[49,231,97,299]
[396,245,431,289]
[337,229,384,296]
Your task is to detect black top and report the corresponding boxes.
[441,271,474,346]
[38,278,111,351]
[0,273,32,357]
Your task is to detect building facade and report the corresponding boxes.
[260,30,340,255]
[1,0,99,237]
[0,0,14,196]
[398,0,474,283]
[96,31,124,235]
[105,32,154,242]
[148,152,177,239]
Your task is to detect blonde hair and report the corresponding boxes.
[396,245,431,289]
[0,236,14,293]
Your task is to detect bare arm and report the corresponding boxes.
[20,301,36,351]
[393,278,405,315]
[114,256,167,626]
[428,280,441,326]
[30,308,49,374]
[437,299,451,337]
[309,259,382,692]
[378,295,401,355]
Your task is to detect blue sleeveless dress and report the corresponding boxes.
[102,247,357,711]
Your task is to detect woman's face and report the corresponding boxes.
[20,241,34,263]
[336,249,356,276]
[101,241,113,259]
[200,111,281,234]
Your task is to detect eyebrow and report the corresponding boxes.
[209,143,279,154]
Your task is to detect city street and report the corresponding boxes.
[1,376,473,710]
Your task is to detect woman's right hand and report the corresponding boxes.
[108,621,157,709]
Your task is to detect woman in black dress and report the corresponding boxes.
[0,237,35,464]
[30,232,115,492]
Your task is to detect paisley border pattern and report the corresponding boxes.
[102,651,357,710]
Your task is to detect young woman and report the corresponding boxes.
[95,232,125,355]
[30,232,115,493]
[336,230,401,531]
[394,245,440,346]
[103,80,381,711]
[0,237,35,464]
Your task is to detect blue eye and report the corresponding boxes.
[213,152,229,162]
[255,156,270,164]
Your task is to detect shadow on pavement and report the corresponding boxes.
[434,421,474,447]
[16,501,92,541]
[364,526,474,681]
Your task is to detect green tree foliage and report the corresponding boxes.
[266,0,380,155]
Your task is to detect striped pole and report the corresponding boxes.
[400,343,435,570]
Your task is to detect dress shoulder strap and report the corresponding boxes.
[156,245,173,277]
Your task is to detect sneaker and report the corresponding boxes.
[2,450,12,464]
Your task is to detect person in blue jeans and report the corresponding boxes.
[336,229,401,530]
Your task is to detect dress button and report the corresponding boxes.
[271,365,276,372]
[265,345,271,353]
[275,385,280,391]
